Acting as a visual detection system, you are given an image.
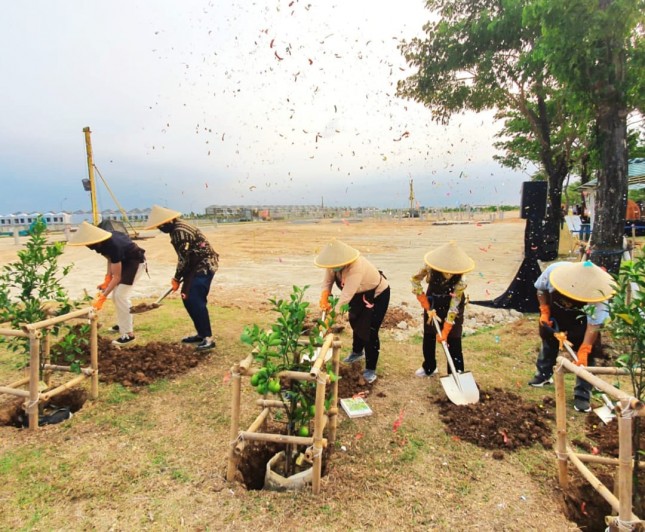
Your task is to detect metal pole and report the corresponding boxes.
[83,127,99,225]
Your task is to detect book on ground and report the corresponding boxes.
[340,396,373,418]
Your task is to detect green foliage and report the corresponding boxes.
[0,217,87,371]
[605,253,644,492]
[606,255,645,402]
[240,286,341,476]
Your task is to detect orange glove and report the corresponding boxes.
[171,278,181,292]
[436,322,453,343]
[319,290,332,311]
[92,292,107,311]
[539,304,552,327]
[416,294,430,311]
[97,274,112,290]
[575,344,592,366]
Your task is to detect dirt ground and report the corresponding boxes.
[0,215,638,530]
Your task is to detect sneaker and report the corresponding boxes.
[528,375,553,387]
[415,367,439,377]
[196,339,216,351]
[363,369,377,384]
[112,335,135,346]
[109,324,119,333]
[343,351,365,364]
[574,398,592,413]
[182,335,204,344]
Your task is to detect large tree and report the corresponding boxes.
[398,0,644,270]
[397,0,579,259]
[529,0,645,272]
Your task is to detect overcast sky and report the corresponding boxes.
[0,0,532,215]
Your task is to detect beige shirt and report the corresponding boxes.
[321,256,389,310]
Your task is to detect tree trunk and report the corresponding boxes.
[590,101,628,274]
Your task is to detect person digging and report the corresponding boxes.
[68,221,147,346]
[411,241,475,377]
[144,205,219,352]
[316,239,390,384]
[529,260,615,413]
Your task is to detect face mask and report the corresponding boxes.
[333,266,344,272]
[159,223,173,234]
[441,271,454,280]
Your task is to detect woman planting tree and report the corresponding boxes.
[316,239,390,384]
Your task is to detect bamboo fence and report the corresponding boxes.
[227,333,341,494]
[0,307,99,429]
[554,355,644,530]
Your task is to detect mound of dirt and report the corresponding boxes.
[435,388,555,451]
[381,306,415,329]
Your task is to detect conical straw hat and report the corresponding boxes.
[549,261,615,303]
[67,221,111,246]
[314,239,360,268]
[144,205,181,230]
[423,241,475,274]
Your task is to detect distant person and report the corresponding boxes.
[144,205,219,351]
[411,241,474,377]
[68,221,146,345]
[316,239,390,384]
[529,261,614,413]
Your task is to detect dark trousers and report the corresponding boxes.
[183,272,214,338]
[535,325,597,402]
[352,287,390,371]
[422,317,464,374]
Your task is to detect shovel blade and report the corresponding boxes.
[593,406,615,424]
[440,372,480,405]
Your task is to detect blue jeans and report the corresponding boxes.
[183,272,214,338]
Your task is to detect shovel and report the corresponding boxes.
[130,287,173,314]
[593,394,616,424]
[429,312,479,405]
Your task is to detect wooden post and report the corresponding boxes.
[554,364,569,489]
[43,329,51,387]
[312,372,327,495]
[226,363,242,482]
[617,402,633,527]
[328,338,341,444]
[27,331,41,429]
[89,312,99,399]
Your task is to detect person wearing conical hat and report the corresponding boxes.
[315,239,390,384]
[529,260,614,413]
[411,241,475,377]
[68,221,147,346]
[144,205,219,352]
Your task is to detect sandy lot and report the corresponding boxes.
[0,214,525,305]
[0,214,527,310]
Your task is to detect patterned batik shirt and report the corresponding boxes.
[170,219,219,280]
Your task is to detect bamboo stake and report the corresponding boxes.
[238,431,323,447]
[41,364,94,376]
[21,307,92,332]
[310,334,333,377]
[239,354,254,374]
[554,365,569,489]
[328,337,341,444]
[575,453,643,468]
[617,408,633,526]
[227,363,242,482]
[40,374,88,401]
[0,328,29,338]
[255,399,285,409]
[235,407,271,454]
[43,330,52,387]
[312,372,327,494]
[566,444,639,522]
[0,387,30,397]
[4,376,30,389]
[557,356,643,410]
[89,312,98,399]
[27,331,41,429]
